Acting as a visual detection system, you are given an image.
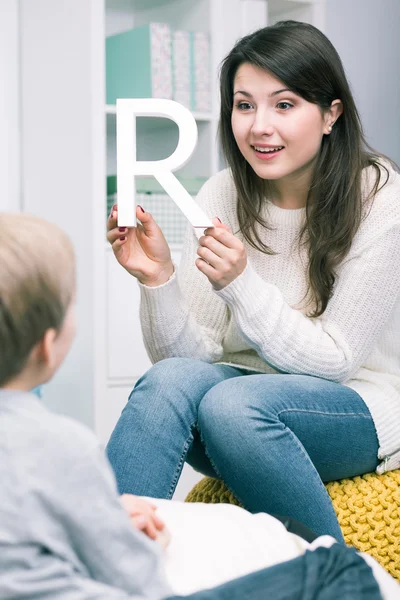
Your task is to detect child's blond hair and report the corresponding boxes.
[0,213,75,386]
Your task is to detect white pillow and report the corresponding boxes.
[148,498,306,596]
[148,498,400,599]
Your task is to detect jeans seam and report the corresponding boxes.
[276,408,373,419]
[167,422,197,499]
[276,411,373,493]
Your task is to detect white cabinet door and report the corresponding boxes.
[106,250,152,379]
[106,246,182,380]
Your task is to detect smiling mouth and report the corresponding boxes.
[252,145,284,154]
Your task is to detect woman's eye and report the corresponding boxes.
[276,102,293,110]
[236,101,253,111]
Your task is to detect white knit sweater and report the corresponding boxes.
[139,162,400,474]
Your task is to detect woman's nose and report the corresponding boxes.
[250,109,275,137]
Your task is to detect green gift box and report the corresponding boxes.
[106,23,173,105]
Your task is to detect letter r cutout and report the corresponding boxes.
[116,98,213,228]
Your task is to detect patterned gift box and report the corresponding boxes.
[172,30,191,109]
[191,31,211,112]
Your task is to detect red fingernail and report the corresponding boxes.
[216,217,221,223]
[120,236,126,241]
[137,205,145,213]
[118,227,126,232]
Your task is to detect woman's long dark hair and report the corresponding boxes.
[219,20,394,317]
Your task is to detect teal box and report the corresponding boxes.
[106,23,172,105]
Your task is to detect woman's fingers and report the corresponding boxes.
[195,258,222,286]
[108,203,162,233]
[195,217,234,266]
[107,204,165,246]
[107,225,128,243]
[107,204,118,231]
[136,205,162,238]
[197,245,224,269]
[198,234,227,260]
[107,227,129,255]
[204,226,241,251]
[107,205,128,246]
[211,216,230,231]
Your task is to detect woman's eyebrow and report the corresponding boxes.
[233,90,253,97]
[269,88,291,97]
[233,88,292,98]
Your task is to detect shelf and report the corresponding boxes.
[268,0,314,16]
[106,0,174,12]
[106,104,214,123]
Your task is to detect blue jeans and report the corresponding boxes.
[167,545,381,600]
[106,358,379,541]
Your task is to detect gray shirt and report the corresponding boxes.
[0,390,172,599]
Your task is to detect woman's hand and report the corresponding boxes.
[107,204,174,287]
[196,218,247,290]
[120,494,170,548]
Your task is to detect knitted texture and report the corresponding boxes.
[139,165,400,470]
[186,472,400,580]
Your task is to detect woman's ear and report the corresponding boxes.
[323,99,343,135]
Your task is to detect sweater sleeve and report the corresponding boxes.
[215,222,400,383]
[138,176,232,365]
[24,420,172,600]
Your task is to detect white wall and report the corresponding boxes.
[19,0,107,427]
[0,0,20,212]
[326,0,400,165]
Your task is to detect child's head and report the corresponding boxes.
[0,213,76,389]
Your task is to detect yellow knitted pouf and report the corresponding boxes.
[186,471,400,581]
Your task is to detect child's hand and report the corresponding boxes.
[107,205,174,287]
[120,494,170,548]
[196,217,247,290]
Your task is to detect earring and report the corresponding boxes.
[328,124,333,131]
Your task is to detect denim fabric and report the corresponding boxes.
[106,357,379,540]
[166,545,382,600]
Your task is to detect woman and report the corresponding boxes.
[106,20,400,540]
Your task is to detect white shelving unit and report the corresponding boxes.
[18,0,326,498]
[105,0,220,181]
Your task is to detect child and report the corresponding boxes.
[0,211,397,599]
[0,213,170,599]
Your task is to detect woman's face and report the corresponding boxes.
[231,63,331,184]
